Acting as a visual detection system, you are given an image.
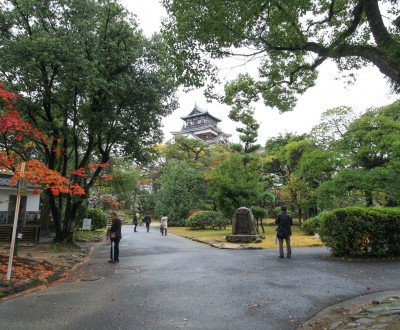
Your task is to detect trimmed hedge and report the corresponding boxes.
[319,207,400,258]
[76,208,108,230]
[302,213,324,235]
[88,208,108,230]
[185,211,229,230]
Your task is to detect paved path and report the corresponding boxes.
[1,225,399,329]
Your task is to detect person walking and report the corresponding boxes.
[144,213,151,232]
[109,212,122,263]
[160,215,168,236]
[275,205,293,258]
[133,212,138,232]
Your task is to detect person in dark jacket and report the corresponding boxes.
[109,212,122,263]
[275,205,293,258]
[144,213,151,232]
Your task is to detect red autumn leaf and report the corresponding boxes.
[70,168,88,177]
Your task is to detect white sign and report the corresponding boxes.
[82,218,92,231]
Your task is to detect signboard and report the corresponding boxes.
[18,177,28,196]
[82,218,92,231]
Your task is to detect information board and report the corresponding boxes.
[82,218,92,231]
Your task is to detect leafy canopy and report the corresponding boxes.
[162,0,399,112]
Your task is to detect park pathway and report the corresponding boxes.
[1,224,399,329]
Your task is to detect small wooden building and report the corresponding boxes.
[0,174,40,225]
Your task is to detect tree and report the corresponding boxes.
[207,153,268,219]
[318,101,400,207]
[311,106,358,149]
[264,133,310,183]
[264,132,336,218]
[228,110,261,165]
[164,135,209,163]
[107,160,140,211]
[280,173,313,225]
[0,83,84,196]
[0,0,177,242]
[162,0,399,112]
[154,161,207,226]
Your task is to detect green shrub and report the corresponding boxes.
[87,208,108,230]
[319,207,400,258]
[185,211,229,230]
[172,218,187,227]
[302,213,324,235]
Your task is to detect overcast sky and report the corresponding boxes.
[121,0,397,144]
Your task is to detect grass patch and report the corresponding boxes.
[169,225,323,249]
[74,229,105,242]
[40,242,82,252]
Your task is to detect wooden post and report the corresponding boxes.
[6,162,26,281]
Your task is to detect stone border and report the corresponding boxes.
[172,233,263,250]
[0,243,97,299]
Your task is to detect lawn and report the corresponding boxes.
[168,224,323,249]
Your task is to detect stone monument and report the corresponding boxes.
[226,207,262,243]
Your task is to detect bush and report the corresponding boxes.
[87,208,108,230]
[185,211,229,230]
[302,213,324,235]
[319,207,400,258]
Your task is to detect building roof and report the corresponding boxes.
[180,104,222,123]
[0,174,38,189]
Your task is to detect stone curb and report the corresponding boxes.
[171,233,263,250]
[0,269,65,297]
[299,289,400,330]
[0,243,96,299]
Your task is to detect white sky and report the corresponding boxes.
[121,0,397,144]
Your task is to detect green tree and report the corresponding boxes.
[0,0,177,242]
[164,135,209,163]
[155,162,207,226]
[162,0,399,112]
[311,106,358,150]
[208,153,268,218]
[317,101,400,207]
[280,173,313,225]
[264,132,335,218]
[229,110,261,165]
[108,160,141,211]
[264,133,309,183]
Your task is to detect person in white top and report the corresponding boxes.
[160,216,168,236]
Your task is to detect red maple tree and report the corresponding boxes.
[0,82,84,196]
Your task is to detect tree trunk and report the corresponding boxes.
[61,195,82,245]
[365,190,373,207]
[48,191,62,242]
[39,195,50,237]
[298,207,302,227]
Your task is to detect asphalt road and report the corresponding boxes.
[1,224,399,330]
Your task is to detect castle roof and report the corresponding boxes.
[180,104,221,123]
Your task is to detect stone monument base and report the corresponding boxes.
[226,234,262,243]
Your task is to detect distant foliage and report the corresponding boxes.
[155,162,207,226]
[319,207,400,258]
[186,211,229,230]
